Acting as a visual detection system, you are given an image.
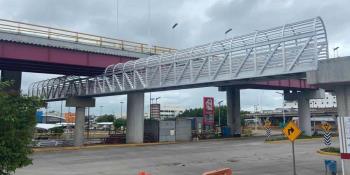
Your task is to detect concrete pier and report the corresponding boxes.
[226,87,241,136]
[298,95,312,136]
[66,97,95,147]
[284,89,324,136]
[126,92,145,144]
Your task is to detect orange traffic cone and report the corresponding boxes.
[138,171,151,175]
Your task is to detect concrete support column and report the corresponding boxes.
[226,87,241,137]
[0,70,22,93]
[126,92,145,144]
[335,85,350,174]
[298,96,312,136]
[74,107,85,146]
[66,97,95,147]
[285,89,324,136]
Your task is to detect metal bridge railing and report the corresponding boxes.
[29,17,328,101]
[0,19,175,55]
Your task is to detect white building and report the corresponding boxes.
[284,92,336,108]
[160,105,184,120]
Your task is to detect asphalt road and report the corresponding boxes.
[16,137,341,175]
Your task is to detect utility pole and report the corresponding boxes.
[218,100,223,126]
[100,105,104,116]
[120,101,124,118]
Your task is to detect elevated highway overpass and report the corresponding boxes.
[15,15,350,174]
[0,19,174,75]
[26,17,330,147]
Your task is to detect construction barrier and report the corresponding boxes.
[202,168,232,175]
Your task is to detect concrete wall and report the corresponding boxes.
[159,121,175,142]
[176,118,192,142]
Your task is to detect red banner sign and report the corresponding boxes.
[203,97,215,127]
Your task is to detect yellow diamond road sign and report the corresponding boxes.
[264,120,271,128]
[283,121,302,142]
[321,122,332,132]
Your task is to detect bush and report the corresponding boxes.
[113,118,126,130]
[49,126,65,136]
[320,147,340,153]
[95,115,115,123]
[0,82,43,175]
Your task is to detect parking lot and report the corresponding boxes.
[16,137,340,175]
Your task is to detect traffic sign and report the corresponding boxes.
[324,132,332,146]
[264,119,272,128]
[321,122,332,132]
[283,121,302,142]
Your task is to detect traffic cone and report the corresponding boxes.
[138,171,151,175]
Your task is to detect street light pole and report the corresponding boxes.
[333,47,339,58]
[60,100,63,124]
[100,105,104,116]
[155,97,161,104]
[276,92,286,125]
[218,100,223,126]
[224,28,232,39]
[147,0,152,54]
[120,101,124,118]
[171,22,178,48]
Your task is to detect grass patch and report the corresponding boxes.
[320,147,340,153]
[265,134,322,141]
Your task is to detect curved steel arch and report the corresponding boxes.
[29,17,328,100]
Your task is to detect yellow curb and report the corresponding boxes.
[32,142,176,153]
[265,137,325,144]
[266,136,339,144]
[317,150,340,156]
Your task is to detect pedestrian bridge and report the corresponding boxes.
[29,17,328,101]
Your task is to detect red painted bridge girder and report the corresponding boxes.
[0,41,137,75]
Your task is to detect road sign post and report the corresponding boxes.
[292,141,296,175]
[283,121,302,175]
[322,122,332,147]
[265,119,272,140]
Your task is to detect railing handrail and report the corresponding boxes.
[0,18,176,55]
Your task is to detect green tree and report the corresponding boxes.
[49,126,64,136]
[0,82,43,175]
[95,114,115,123]
[113,118,126,130]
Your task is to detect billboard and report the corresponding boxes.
[203,97,215,129]
[150,104,161,119]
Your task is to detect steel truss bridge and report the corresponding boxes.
[29,17,328,101]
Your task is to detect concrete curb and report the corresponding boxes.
[317,150,340,156]
[265,136,339,144]
[264,137,323,144]
[32,142,176,153]
[32,136,261,153]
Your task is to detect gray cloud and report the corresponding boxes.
[0,0,348,114]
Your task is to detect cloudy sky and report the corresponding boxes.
[0,0,348,116]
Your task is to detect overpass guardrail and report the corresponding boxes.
[0,19,175,55]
